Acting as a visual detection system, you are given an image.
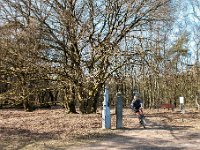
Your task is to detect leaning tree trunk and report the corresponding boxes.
[21,86,31,112]
[195,96,200,111]
[64,97,77,114]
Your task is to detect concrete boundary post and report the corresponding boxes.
[116,92,123,128]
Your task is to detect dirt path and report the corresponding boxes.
[19,123,200,150]
[1,108,200,150]
[67,121,200,150]
[68,130,200,150]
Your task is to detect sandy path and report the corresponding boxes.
[67,124,200,150]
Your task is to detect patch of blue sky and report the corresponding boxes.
[168,0,199,64]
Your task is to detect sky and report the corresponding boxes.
[174,0,200,64]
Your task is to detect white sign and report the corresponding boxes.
[179,97,184,104]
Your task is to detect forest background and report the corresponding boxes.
[0,0,200,113]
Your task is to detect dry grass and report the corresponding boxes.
[0,108,200,150]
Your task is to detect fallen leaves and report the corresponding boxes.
[0,108,200,149]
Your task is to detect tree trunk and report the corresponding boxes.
[66,100,77,113]
[64,87,77,114]
[92,83,103,113]
[22,87,31,111]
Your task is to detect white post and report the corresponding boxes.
[179,97,185,113]
[102,86,111,129]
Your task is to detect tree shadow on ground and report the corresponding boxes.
[73,132,184,150]
[126,114,193,129]
[170,129,200,141]
[69,116,197,150]
[145,111,200,119]
[0,127,61,150]
[122,125,192,131]
[185,132,200,140]
[126,112,199,144]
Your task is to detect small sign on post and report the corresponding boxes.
[179,97,185,114]
[102,86,111,129]
[116,92,123,129]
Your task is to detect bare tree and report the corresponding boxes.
[0,0,172,113]
[190,0,200,108]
